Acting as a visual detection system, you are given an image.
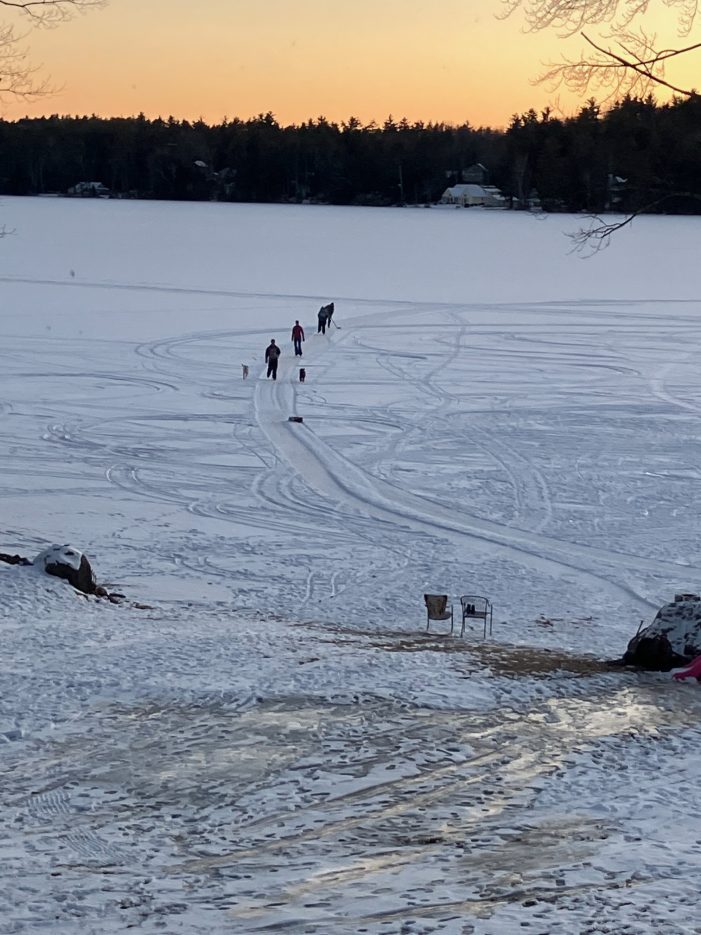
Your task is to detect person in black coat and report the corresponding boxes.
[265,339,281,380]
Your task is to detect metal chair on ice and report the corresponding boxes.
[424,593,454,635]
[460,594,493,639]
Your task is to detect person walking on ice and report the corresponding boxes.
[317,305,329,335]
[265,338,281,380]
[291,320,305,356]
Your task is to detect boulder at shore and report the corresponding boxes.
[34,544,97,595]
[622,596,701,670]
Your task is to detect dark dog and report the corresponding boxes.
[299,368,306,383]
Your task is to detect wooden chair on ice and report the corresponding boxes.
[460,595,493,639]
[424,593,454,635]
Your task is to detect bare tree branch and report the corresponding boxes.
[582,31,700,95]
[499,0,652,37]
[502,0,698,36]
[0,0,104,99]
[505,0,700,97]
[0,1,102,23]
[569,207,650,254]
[537,27,700,100]
[570,192,701,254]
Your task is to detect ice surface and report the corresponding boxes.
[2,197,701,934]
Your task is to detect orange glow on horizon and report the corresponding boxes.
[1,0,697,129]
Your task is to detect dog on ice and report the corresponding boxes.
[242,364,249,380]
[299,368,306,383]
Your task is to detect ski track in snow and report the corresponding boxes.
[5,293,701,621]
[250,311,683,614]
[5,205,701,934]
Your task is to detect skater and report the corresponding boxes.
[291,320,305,356]
[265,338,281,380]
[317,304,328,335]
[326,302,335,327]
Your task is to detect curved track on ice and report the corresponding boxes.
[253,328,669,612]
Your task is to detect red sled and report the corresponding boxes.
[673,656,701,681]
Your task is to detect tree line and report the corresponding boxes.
[3,95,701,214]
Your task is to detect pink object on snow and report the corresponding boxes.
[673,655,701,681]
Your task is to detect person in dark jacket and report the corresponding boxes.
[317,305,328,335]
[291,320,305,356]
[265,339,281,380]
[325,302,335,327]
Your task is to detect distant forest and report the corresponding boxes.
[4,94,701,213]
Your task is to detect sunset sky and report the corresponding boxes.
[2,0,695,128]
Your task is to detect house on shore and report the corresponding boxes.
[67,181,112,198]
[440,163,505,207]
[439,182,505,208]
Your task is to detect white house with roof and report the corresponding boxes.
[67,181,112,198]
[440,183,505,208]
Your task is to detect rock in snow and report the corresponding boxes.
[623,596,701,670]
[33,544,96,595]
[0,553,31,566]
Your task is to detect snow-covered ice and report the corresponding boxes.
[2,196,701,934]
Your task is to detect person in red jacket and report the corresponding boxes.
[265,339,281,380]
[291,320,305,357]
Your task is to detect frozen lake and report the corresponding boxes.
[2,197,701,635]
[2,197,701,934]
